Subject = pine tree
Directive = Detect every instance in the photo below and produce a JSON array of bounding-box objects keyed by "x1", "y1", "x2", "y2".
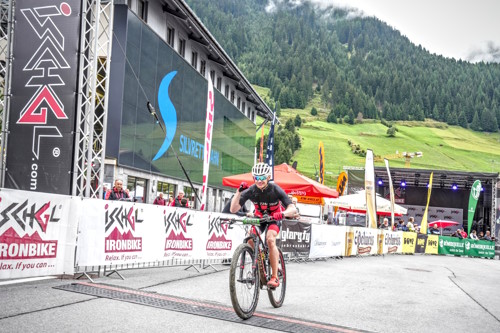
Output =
[
  {"x1": 470, "y1": 111, "x2": 481, "y2": 131},
  {"x1": 458, "y1": 111, "x2": 468, "y2": 128}
]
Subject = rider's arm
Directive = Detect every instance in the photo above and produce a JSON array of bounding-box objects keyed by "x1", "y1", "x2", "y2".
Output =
[
  {"x1": 282, "y1": 204, "x2": 297, "y2": 219},
  {"x1": 230, "y1": 192, "x2": 242, "y2": 214}
]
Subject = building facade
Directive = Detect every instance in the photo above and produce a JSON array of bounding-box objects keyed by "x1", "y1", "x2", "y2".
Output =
[{"x1": 0, "y1": 0, "x2": 272, "y2": 212}]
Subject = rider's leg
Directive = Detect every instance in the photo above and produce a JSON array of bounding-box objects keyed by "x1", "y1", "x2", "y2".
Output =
[{"x1": 266, "y1": 229, "x2": 278, "y2": 279}]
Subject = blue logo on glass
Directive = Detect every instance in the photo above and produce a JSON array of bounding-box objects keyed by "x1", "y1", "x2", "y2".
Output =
[{"x1": 153, "y1": 71, "x2": 177, "y2": 161}]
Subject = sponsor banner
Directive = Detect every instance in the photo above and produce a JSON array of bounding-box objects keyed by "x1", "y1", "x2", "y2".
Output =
[
  {"x1": 265, "y1": 111, "x2": 276, "y2": 181},
  {"x1": 425, "y1": 235, "x2": 439, "y2": 254},
  {"x1": 438, "y1": 236, "x2": 465, "y2": 256},
  {"x1": 365, "y1": 150, "x2": 377, "y2": 228},
  {"x1": 402, "y1": 232, "x2": 417, "y2": 253},
  {"x1": 309, "y1": 225, "x2": 346, "y2": 258},
  {"x1": 353, "y1": 227, "x2": 378, "y2": 256},
  {"x1": 345, "y1": 227, "x2": 355, "y2": 257},
  {"x1": 5, "y1": 0, "x2": 81, "y2": 194},
  {"x1": 420, "y1": 172, "x2": 433, "y2": 234},
  {"x1": 404, "y1": 205, "x2": 463, "y2": 236},
  {"x1": 200, "y1": 76, "x2": 215, "y2": 211},
  {"x1": 204, "y1": 213, "x2": 245, "y2": 260},
  {"x1": 415, "y1": 234, "x2": 428, "y2": 254},
  {"x1": 467, "y1": 180, "x2": 481, "y2": 235},
  {"x1": 0, "y1": 189, "x2": 78, "y2": 279},
  {"x1": 384, "y1": 159, "x2": 396, "y2": 228},
  {"x1": 76, "y1": 201, "x2": 246, "y2": 266},
  {"x1": 383, "y1": 231, "x2": 403, "y2": 254},
  {"x1": 464, "y1": 239, "x2": 495, "y2": 258},
  {"x1": 280, "y1": 220, "x2": 311, "y2": 255},
  {"x1": 318, "y1": 141, "x2": 325, "y2": 184}
]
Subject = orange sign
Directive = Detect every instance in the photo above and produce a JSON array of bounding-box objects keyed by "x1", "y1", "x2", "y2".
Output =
[{"x1": 295, "y1": 196, "x2": 324, "y2": 205}]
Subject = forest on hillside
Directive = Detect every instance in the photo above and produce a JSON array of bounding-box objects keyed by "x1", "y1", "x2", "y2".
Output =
[{"x1": 186, "y1": 0, "x2": 500, "y2": 132}]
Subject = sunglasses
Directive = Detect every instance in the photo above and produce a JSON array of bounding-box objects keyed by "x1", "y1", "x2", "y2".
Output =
[{"x1": 254, "y1": 175, "x2": 267, "y2": 181}]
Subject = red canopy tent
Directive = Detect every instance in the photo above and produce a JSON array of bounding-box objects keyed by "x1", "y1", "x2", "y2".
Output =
[{"x1": 222, "y1": 163, "x2": 338, "y2": 198}]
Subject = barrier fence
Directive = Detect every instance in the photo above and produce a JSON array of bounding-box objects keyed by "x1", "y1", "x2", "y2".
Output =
[{"x1": 0, "y1": 188, "x2": 496, "y2": 280}]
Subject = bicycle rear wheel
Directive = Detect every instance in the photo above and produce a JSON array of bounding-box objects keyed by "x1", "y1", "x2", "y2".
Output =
[
  {"x1": 229, "y1": 243, "x2": 260, "y2": 319},
  {"x1": 267, "y1": 247, "x2": 286, "y2": 308}
]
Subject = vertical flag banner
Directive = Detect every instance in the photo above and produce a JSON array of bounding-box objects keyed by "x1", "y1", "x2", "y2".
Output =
[
  {"x1": 319, "y1": 141, "x2": 325, "y2": 184},
  {"x1": 467, "y1": 180, "x2": 481, "y2": 234},
  {"x1": 365, "y1": 150, "x2": 377, "y2": 228},
  {"x1": 334, "y1": 171, "x2": 348, "y2": 216},
  {"x1": 420, "y1": 172, "x2": 433, "y2": 234},
  {"x1": 259, "y1": 126, "x2": 265, "y2": 162},
  {"x1": 265, "y1": 111, "x2": 276, "y2": 181},
  {"x1": 5, "y1": 0, "x2": 82, "y2": 194},
  {"x1": 199, "y1": 76, "x2": 215, "y2": 211},
  {"x1": 384, "y1": 159, "x2": 396, "y2": 228}
]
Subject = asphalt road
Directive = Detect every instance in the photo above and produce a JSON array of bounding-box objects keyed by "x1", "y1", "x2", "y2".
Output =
[{"x1": 1, "y1": 254, "x2": 499, "y2": 333}]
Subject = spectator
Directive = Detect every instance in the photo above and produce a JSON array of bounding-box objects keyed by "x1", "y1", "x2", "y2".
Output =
[
  {"x1": 483, "y1": 231, "x2": 493, "y2": 241},
  {"x1": 478, "y1": 231, "x2": 484, "y2": 239},
  {"x1": 102, "y1": 183, "x2": 109, "y2": 199},
  {"x1": 456, "y1": 228, "x2": 467, "y2": 239},
  {"x1": 429, "y1": 224, "x2": 440, "y2": 235},
  {"x1": 153, "y1": 192, "x2": 166, "y2": 206},
  {"x1": 105, "y1": 179, "x2": 130, "y2": 201},
  {"x1": 288, "y1": 195, "x2": 301, "y2": 219},
  {"x1": 180, "y1": 197, "x2": 189, "y2": 208},
  {"x1": 379, "y1": 218, "x2": 390, "y2": 230},
  {"x1": 173, "y1": 190, "x2": 186, "y2": 207},
  {"x1": 469, "y1": 230, "x2": 479, "y2": 240},
  {"x1": 407, "y1": 217, "x2": 415, "y2": 232},
  {"x1": 168, "y1": 196, "x2": 174, "y2": 206},
  {"x1": 397, "y1": 219, "x2": 408, "y2": 231}
]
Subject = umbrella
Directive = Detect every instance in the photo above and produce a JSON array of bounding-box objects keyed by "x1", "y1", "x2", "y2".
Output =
[
  {"x1": 324, "y1": 191, "x2": 408, "y2": 216},
  {"x1": 428, "y1": 220, "x2": 460, "y2": 235},
  {"x1": 222, "y1": 163, "x2": 338, "y2": 198}
]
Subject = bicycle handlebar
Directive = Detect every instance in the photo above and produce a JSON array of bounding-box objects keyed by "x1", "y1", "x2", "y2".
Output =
[{"x1": 219, "y1": 215, "x2": 276, "y2": 226}]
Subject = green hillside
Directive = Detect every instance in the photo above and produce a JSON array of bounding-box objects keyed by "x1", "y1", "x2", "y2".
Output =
[{"x1": 255, "y1": 85, "x2": 500, "y2": 186}]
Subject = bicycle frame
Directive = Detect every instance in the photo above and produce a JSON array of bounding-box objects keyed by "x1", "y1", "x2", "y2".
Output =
[{"x1": 244, "y1": 224, "x2": 271, "y2": 287}]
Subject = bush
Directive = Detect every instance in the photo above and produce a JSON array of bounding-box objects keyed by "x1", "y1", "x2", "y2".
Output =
[
  {"x1": 311, "y1": 107, "x2": 318, "y2": 116},
  {"x1": 387, "y1": 126, "x2": 396, "y2": 137}
]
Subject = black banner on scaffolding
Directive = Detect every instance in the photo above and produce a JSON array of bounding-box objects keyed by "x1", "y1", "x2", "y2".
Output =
[{"x1": 5, "y1": 0, "x2": 81, "y2": 194}]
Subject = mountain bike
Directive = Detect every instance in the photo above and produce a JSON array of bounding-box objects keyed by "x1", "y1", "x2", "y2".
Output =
[{"x1": 221, "y1": 216, "x2": 287, "y2": 320}]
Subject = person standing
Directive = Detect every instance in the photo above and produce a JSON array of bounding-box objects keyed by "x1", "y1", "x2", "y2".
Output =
[
  {"x1": 174, "y1": 190, "x2": 189, "y2": 207},
  {"x1": 153, "y1": 192, "x2": 167, "y2": 206},
  {"x1": 105, "y1": 179, "x2": 130, "y2": 201}
]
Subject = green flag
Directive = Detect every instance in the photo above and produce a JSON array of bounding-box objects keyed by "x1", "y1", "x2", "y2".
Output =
[{"x1": 467, "y1": 180, "x2": 481, "y2": 235}]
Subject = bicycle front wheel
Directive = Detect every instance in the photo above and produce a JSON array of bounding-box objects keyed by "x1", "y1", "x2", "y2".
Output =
[
  {"x1": 229, "y1": 243, "x2": 260, "y2": 319},
  {"x1": 267, "y1": 247, "x2": 286, "y2": 308}
]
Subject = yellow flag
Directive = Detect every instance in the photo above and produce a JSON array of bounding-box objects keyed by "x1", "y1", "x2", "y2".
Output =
[
  {"x1": 319, "y1": 141, "x2": 325, "y2": 184},
  {"x1": 420, "y1": 172, "x2": 433, "y2": 234}
]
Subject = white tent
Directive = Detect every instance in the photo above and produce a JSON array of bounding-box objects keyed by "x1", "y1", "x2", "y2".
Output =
[{"x1": 324, "y1": 191, "x2": 407, "y2": 216}]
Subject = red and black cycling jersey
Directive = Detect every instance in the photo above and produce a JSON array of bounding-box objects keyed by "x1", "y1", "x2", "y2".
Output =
[{"x1": 238, "y1": 182, "x2": 292, "y2": 218}]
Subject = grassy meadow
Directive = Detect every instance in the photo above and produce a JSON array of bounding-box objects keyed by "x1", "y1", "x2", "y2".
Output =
[{"x1": 253, "y1": 85, "x2": 500, "y2": 186}]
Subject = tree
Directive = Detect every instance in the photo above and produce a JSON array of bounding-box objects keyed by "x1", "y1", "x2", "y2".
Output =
[
  {"x1": 327, "y1": 110, "x2": 337, "y2": 123},
  {"x1": 294, "y1": 114, "x2": 302, "y2": 127},
  {"x1": 347, "y1": 109, "x2": 355, "y2": 124},
  {"x1": 481, "y1": 108, "x2": 499, "y2": 132},
  {"x1": 458, "y1": 111, "x2": 468, "y2": 128},
  {"x1": 387, "y1": 126, "x2": 396, "y2": 137},
  {"x1": 470, "y1": 111, "x2": 481, "y2": 131},
  {"x1": 285, "y1": 118, "x2": 295, "y2": 132},
  {"x1": 311, "y1": 107, "x2": 318, "y2": 116}
]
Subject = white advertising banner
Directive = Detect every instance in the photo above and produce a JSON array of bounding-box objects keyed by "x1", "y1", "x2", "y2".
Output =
[
  {"x1": 309, "y1": 225, "x2": 346, "y2": 258},
  {"x1": 352, "y1": 227, "x2": 378, "y2": 256},
  {"x1": 0, "y1": 189, "x2": 79, "y2": 279},
  {"x1": 76, "y1": 200, "x2": 246, "y2": 267},
  {"x1": 382, "y1": 230, "x2": 403, "y2": 254}
]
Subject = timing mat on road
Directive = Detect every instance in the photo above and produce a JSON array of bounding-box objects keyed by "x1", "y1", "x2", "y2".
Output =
[{"x1": 55, "y1": 282, "x2": 370, "y2": 333}]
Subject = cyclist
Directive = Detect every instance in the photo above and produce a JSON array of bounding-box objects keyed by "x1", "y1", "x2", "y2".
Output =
[{"x1": 230, "y1": 162, "x2": 297, "y2": 289}]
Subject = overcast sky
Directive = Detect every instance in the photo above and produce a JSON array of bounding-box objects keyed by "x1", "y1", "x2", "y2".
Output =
[{"x1": 269, "y1": 0, "x2": 500, "y2": 63}]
